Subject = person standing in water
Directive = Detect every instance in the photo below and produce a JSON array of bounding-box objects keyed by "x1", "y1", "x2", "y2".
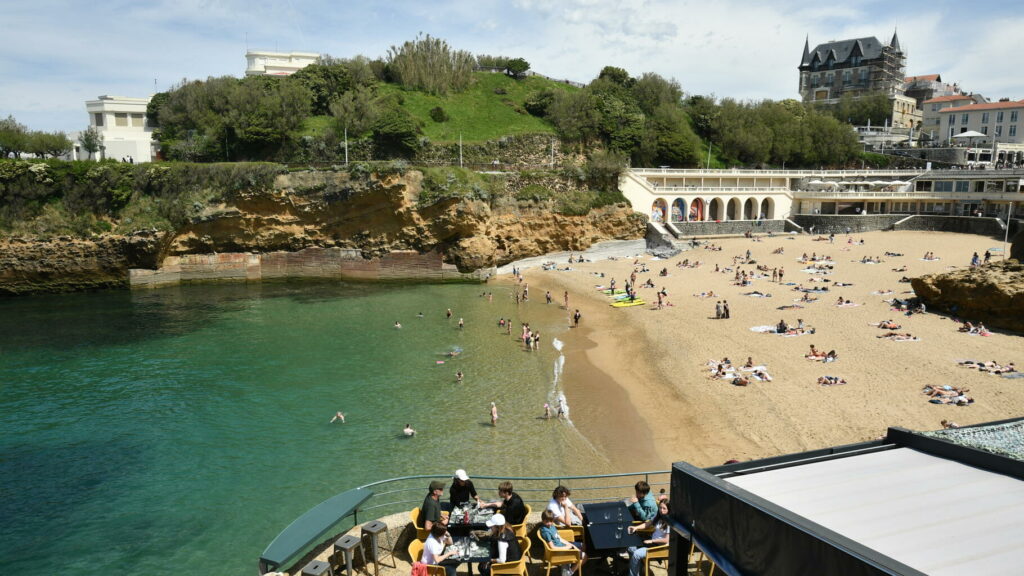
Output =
[{"x1": 490, "y1": 402, "x2": 498, "y2": 426}]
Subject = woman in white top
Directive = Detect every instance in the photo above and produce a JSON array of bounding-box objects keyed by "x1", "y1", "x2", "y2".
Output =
[
  {"x1": 421, "y1": 523, "x2": 457, "y2": 576},
  {"x1": 546, "y1": 485, "x2": 583, "y2": 527},
  {"x1": 625, "y1": 501, "x2": 670, "y2": 576}
]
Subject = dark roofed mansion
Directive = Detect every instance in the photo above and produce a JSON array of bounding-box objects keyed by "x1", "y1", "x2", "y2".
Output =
[{"x1": 798, "y1": 31, "x2": 905, "y2": 102}]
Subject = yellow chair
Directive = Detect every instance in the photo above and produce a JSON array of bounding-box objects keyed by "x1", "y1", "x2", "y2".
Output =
[
  {"x1": 490, "y1": 537, "x2": 531, "y2": 576},
  {"x1": 510, "y1": 504, "x2": 532, "y2": 538},
  {"x1": 542, "y1": 528, "x2": 583, "y2": 576},
  {"x1": 406, "y1": 539, "x2": 446, "y2": 576},
  {"x1": 642, "y1": 544, "x2": 669, "y2": 576},
  {"x1": 410, "y1": 507, "x2": 429, "y2": 541}
]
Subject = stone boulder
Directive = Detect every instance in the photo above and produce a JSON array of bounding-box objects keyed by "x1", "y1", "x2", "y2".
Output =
[{"x1": 911, "y1": 260, "x2": 1024, "y2": 333}]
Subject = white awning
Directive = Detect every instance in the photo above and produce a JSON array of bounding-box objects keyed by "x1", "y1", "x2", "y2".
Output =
[{"x1": 727, "y1": 448, "x2": 1024, "y2": 575}]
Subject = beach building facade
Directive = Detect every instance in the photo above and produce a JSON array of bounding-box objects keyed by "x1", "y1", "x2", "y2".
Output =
[
  {"x1": 83, "y1": 95, "x2": 156, "y2": 162},
  {"x1": 936, "y1": 99, "x2": 1024, "y2": 146},
  {"x1": 621, "y1": 167, "x2": 1024, "y2": 224},
  {"x1": 244, "y1": 50, "x2": 319, "y2": 76}
]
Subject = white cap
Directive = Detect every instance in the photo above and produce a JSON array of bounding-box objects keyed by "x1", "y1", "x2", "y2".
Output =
[
  {"x1": 455, "y1": 469, "x2": 469, "y2": 481},
  {"x1": 486, "y1": 513, "x2": 506, "y2": 527}
]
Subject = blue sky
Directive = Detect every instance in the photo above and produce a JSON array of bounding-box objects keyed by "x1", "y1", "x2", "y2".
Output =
[{"x1": 3, "y1": 0, "x2": 1022, "y2": 132}]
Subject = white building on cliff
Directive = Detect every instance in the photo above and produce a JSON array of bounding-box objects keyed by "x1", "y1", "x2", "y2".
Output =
[{"x1": 83, "y1": 95, "x2": 156, "y2": 162}]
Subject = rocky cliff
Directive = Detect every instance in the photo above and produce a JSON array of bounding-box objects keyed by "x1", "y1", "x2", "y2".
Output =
[
  {"x1": 912, "y1": 260, "x2": 1024, "y2": 333},
  {"x1": 0, "y1": 169, "x2": 645, "y2": 295}
]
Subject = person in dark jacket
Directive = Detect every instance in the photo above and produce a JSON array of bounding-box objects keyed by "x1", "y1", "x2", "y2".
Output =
[
  {"x1": 449, "y1": 469, "x2": 479, "y2": 507},
  {"x1": 483, "y1": 481, "x2": 527, "y2": 526}
]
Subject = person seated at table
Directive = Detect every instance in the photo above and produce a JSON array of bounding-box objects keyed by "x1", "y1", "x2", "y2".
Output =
[
  {"x1": 625, "y1": 501, "x2": 671, "y2": 576},
  {"x1": 479, "y1": 513, "x2": 521, "y2": 576},
  {"x1": 539, "y1": 510, "x2": 585, "y2": 575},
  {"x1": 627, "y1": 481, "x2": 658, "y2": 522},
  {"x1": 547, "y1": 485, "x2": 583, "y2": 527},
  {"x1": 481, "y1": 481, "x2": 527, "y2": 526},
  {"x1": 449, "y1": 469, "x2": 480, "y2": 508},
  {"x1": 422, "y1": 480, "x2": 446, "y2": 531},
  {"x1": 421, "y1": 523, "x2": 458, "y2": 576}
]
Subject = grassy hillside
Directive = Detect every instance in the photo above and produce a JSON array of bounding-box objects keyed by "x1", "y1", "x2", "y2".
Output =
[{"x1": 300, "y1": 72, "x2": 576, "y2": 144}]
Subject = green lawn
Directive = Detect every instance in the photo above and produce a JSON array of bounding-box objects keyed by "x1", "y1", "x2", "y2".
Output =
[{"x1": 379, "y1": 72, "x2": 573, "y2": 143}]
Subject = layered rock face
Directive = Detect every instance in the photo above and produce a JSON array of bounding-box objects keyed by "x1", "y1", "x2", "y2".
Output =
[
  {"x1": 0, "y1": 170, "x2": 645, "y2": 295},
  {"x1": 0, "y1": 232, "x2": 165, "y2": 295},
  {"x1": 912, "y1": 260, "x2": 1024, "y2": 333}
]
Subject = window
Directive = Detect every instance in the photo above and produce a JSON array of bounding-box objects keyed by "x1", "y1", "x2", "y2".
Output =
[
  {"x1": 1011, "y1": 125, "x2": 1018, "y2": 137},
  {"x1": 948, "y1": 114, "x2": 955, "y2": 125},
  {"x1": 843, "y1": 71, "x2": 851, "y2": 85},
  {"x1": 131, "y1": 113, "x2": 144, "y2": 128},
  {"x1": 955, "y1": 181, "x2": 969, "y2": 192},
  {"x1": 961, "y1": 113, "x2": 969, "y2": 124},
  {"x1": 995, "y1": 125, "x2": 1002, "y2": 137},
  {"x1": 859, "y1": 69, "x2": 868, "y2": 83},
  {"x1": 93, "y1": 113, "x2": 103, "y2": 127},
  {"x1": 811, "y1": 75, "x2": 819, "y2": 87},
  {"x1": 997, "y1": 111, "x2": 1004, "y2": 123},
  {"x1": 932, "y1": 104, "x2": 939, "y2": 111},
  {"x1": 934, "y1": 181, "x2": 953, "y2": 192},
  {"x1": 826, "y1": 73, "x2": 834, "y2": 85},
  {"x1": 114, "y1": 112, "x2": 128, "y2": 127},
  {"x1": 1012, "y1": 111, "x2": 1019, "y2": 122},
  {"x1": 982, "y1": 126, "x2": 988, "y2": 135},
  {"x1": 982, "y1": 112, "x2": 989, "y2": 124}
]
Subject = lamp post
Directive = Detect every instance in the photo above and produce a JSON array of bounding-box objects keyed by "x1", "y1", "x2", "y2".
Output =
[{"x1": 1004, "y1": 202, "x2": 1015, "y2": 260}]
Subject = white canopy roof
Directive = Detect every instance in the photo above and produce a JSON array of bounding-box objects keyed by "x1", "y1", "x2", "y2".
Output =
[
  {"x1": 952, "y1": 130, "x2": 986, "y2": 138},
  {"x1": 727, "y1": 447, "x2": 1024, "y2": 575}
]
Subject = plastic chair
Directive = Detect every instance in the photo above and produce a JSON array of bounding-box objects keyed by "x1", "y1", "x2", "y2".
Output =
[
  {"x1": 510, "y1": 504, "x2": 532, "y2": 538},
  {"x1": 490, "y1": 537, "x2": 531, "y2": 576},
  {"x1": 642, "y1": 544, "x2": 669, "y2": 576},
  {"x1": 542, "y1": 529, "x2": 583, "y2": 576},
  {"x1": 410, "y1": 507, "x2": 429, "y2": 541},
  {"x1": 406, "y1": 539, "x2": 446, "y2": 576}
]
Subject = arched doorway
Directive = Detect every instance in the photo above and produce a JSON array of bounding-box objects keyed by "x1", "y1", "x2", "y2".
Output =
[
  {"x1": 689, "y1": 198, "x2": 705, "y2": 222},
  {"x1": 651, "y1": 198, "x2": 668, "y2": 223},
  {"x1": 744, "y1": 198, "x2": 757, "y2": 220},
  {"x1": 727, "y1": 198, "x2": 740, "y2": 221},
  {"x1": 760, "y1": 198, "x2": 775, "y2": 220},
  {"x1": 709, "y1": 198, "x2": 724, "y2": 221},
  {"x1": 671, "y1": 199, "x2": 686, "y2": 222}
]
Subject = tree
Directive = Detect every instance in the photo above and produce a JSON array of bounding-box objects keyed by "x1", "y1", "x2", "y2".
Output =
[
  {"x1": 289, "y1": 61, "x2": 352, "y2": 115},
  {"x1": 505, "y1": 58, "x2": 530, "y2": 79},
  {"x1": 386, "y1": 33, "x2": 475, "y2": 95},
  {"x1": 330, "y1": 86, "x2": 379, "y2": 136},
  {"x1": 79, "y1": 126, "x2": 103, "y2": 160},
  {"x1": 0, "y1": 115, "x2": 29, "y2": 159},
  {"x1": 585, "y1": 149, "x2": 628, "y2": 192},
  {"x1": 26, "y1": 131, "x2": 72, "y2": 158},
  {"x1": 597, "y1": 66, "x2": 633, "y2": 88},
  {"x1": 631, "y1": 73, "x2": 682, "y2": 115},
  {"x1": 371, "y1": 100, "x2": 420, "y2": 158}
]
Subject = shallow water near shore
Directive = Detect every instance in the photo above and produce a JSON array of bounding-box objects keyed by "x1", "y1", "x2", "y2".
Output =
[{"x1": 0, "y1": 281, "x2": 610, "y2": 575}]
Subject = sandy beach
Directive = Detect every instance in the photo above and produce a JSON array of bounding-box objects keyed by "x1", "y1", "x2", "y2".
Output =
[{"x1": 513, "y1": 230, "x2": 1024, "y2": 471}]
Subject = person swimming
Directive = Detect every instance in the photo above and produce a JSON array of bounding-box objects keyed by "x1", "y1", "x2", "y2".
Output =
[
  {"x1": 331, "y1": 411, "x2": 346, "y2": 424},
  {"x1": 403, "y1": 423, "x2": 416, "y2": 436}
]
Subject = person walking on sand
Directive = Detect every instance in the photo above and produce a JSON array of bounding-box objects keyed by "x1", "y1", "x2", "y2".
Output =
[
  {"x1": 573, "y1": 309, "x2": 581, "y2": 327},
  {"x1": 331, "y1": 411, "x2": 346, "y2": 424},
  {"x1": 564, "y1": 291, "x2": 569, "y2": 309},
  {"x1": 546, "y1": 291, "x2": 552, "y2": 304},
  {"x1": 778, "y1": 267, "x2": 785, "y2": 283},
  {"x1": 490, "y1": 402, "x2": 498, "y2": 426},
  {"x1": 715, "y1": 301, "x2": 723, "y2": 319},
  {"x1": 723, "y1": 300, "x2": 731, "y2": 319}
]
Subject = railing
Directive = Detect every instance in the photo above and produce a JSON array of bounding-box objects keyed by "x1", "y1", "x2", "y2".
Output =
[
  {"x1": 647, "y1": 186, "x2": 790, "y2": 194},
  {"x1": 260, "y1": 470, "x2": 671, "y2": 574},
  {"x1": 630, "y1": 168, "x2": 925, "y2": 177},
  {"x1": 794, "y1": 190, "x2": 1024, "y2": 201}
]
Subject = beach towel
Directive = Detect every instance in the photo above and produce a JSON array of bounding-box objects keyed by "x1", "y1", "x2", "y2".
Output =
[
  {"x1": 920, "y1": 257, "x2": 941, "y2": 261},
  {"x1": 777, "y1": 304, "x2": 804, "y2": 310},
  {"x1": 744, "y1": 292, "x2": 772, "y2": 298},
  {"x1": 1002, "y1": 373, "x2": 1024, "y2": 379},
  {"x1": 749, "y1": 326, "x2": 777, "y2": 333},
  {"x1": 836, "y1": 303, "x2": 860, "y2": 308},
  {"x1": 871, "y1": 291, "x2": 894, "y2": 296}
]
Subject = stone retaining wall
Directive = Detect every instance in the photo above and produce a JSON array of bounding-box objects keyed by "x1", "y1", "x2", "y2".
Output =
[
  {"x1": 791, "y1": 214, "x2": 1013, "y2": 237},
  {"x1": 130, "y1": 248, "x2": 493, "y2": 289},
  {"x1": 667, "y1": 220, "x2": 785, "y2": 237},
  {"x1": 791, "y1": 214, "x2": 904, "y2": 234},
  {"x1": 893, "y1": 215, "x2": 1006, "y2": 236}
]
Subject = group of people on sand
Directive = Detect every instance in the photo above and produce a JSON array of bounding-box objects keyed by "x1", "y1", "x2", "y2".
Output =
[
  {"x1": 859, "y1": 255, "x2": 884, "y2": 264},
  {"x1": 708, "y1": 357, "x2": 773, "y2": 386},
  {"x1": 958, "y1": 321, "x2": 990, "y2": 336},
  {"x1": 923, "y1": 385, "x2": 973, "y2": 405},
  {"x1": 922, "y1": 251, "x2": 939, "y2": 261},
  {"x1": 775, "y1": 318, "x2": 814, "y2": 336},
  {"x1": 957, "y1": 359, "x2": 1016, "y2": 374},
  {"x1": 799, "y1": 252, "x2": 832, "y2": 263}
]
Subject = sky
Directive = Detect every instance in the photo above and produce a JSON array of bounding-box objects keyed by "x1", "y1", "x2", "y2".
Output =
[{"x1": 3, "y1": 0, "x2": 1022, "y2": 132}]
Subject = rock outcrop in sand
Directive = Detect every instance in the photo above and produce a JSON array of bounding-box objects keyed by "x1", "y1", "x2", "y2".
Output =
[{"x1": 912, "y1": 260, "x2": 1024, "y2": 333}]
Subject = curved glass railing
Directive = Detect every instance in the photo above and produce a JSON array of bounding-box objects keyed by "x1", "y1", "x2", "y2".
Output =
[{"x1": 259, "y1": 470, "x2": 671, "y2": 574}]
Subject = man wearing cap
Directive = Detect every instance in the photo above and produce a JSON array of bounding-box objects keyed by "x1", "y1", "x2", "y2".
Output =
[
  {"x1": 449, "y1": 469, "x2": 480, "y2": 507},
  {"x1": 480, "y1": 513, "x2": 521, "y2": 576},
  {"x1": 422, "y1": 480, "x2": 446, "y2": 531}
]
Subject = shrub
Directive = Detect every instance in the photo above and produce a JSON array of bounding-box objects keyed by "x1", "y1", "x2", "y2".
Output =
[{"x1": 429, "y1": 106, "x2": 449, "y2": 123}]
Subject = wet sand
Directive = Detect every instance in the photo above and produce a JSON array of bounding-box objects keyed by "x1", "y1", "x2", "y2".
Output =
[{"x1": 516, "y1": 230, "x2": 1024, "y2": 470}]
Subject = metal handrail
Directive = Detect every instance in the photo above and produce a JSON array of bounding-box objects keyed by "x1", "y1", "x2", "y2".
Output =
[{"x1": 261, "y1": 470, "x2": 671, "y2": 574}]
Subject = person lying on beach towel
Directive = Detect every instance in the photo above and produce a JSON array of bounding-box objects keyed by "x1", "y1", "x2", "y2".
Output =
[
  {"x1": 744, "y1": 291, "x2": 772, "y2": 298},
  {"x1": 871, "y1": 290, "x2": 894, "y2": 296},
  {"x1": 778, "y1": 304, "x2": 804, "y2": 310},
  {"x1": 885, "y1": 252, "x2": 904, "y2": 257},
  {"x1": 892, "y1": 266, "x2": 908, "y2": 272},
  {"x1": 833, "y1": 282, "x2": 854, "y2": 287},
  {"x1": 923, "y1": 385, "x2": 972, "y2": 405},
  {"x1": 877, "y1": 332, "x2": 919, "y2": 341},
  {"x1": 818, "y1": 376, "x2": 847, "y2": 386}
]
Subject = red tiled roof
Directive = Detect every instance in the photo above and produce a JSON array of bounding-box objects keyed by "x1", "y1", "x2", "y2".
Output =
[
  {"x1": 936, "y1": 100, "x2": 1024, "y2": 113},
  {"x1": 923, "y1": 94, "x2": 974, "y2": 104},
  {"x1": 906, "y1": 74, "x2": 941, "y2": 83}
]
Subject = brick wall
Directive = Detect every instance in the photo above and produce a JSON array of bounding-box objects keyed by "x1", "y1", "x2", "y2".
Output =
[{"x1": 130, "y1": 248, "x2": 492, "y2": 289}]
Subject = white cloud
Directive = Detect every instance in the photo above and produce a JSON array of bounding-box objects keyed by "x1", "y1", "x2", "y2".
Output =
[{"x1": 1, "y1": 0, "x2": 1021, "y2": 132}]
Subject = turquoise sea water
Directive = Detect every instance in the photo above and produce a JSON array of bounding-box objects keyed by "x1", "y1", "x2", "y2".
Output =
[{"x1": 0, "y1": 281, "x2": 605, "y2": 574}]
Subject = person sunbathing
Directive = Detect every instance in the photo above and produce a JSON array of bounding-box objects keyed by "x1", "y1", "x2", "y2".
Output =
[
  {"x1": 806, "y1": 344, "x2": 826, "y2": 359},
  {"x1": 752, "y1": 369, "x2": 773, "y2": 381},
  {"x1": 824, "y1": 350, "x2": 838, "y2": 362},
  {"x1": 732, "y1": 376, "x2": 750, "y2": 386},
  {"x1": 879, "y1": 320, "x2": 902, "y2": 330},
  {"x1": 818, "y1": 376, "x2": 846, "y2": 386},
  {"x1": 959, "y1": 321, "x2": 974, "y2": 333},
  {"x1": 892, "y1": 266, "x2": 908, "y2": 272},
  {"x1": 772, "y1": 247, "x2": 785, "y2": 254}
]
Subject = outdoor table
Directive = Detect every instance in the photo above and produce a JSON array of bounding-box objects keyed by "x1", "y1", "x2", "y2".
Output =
[
  {"x1": 445, "y1": 535, "x2": 492, "y2": 576},
  {"x1": 582, "y1": 501, "x2": 644, "y2": 576},
  {"x1": 446, "y1": 503, "x2": 494, "y2": 533}
]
